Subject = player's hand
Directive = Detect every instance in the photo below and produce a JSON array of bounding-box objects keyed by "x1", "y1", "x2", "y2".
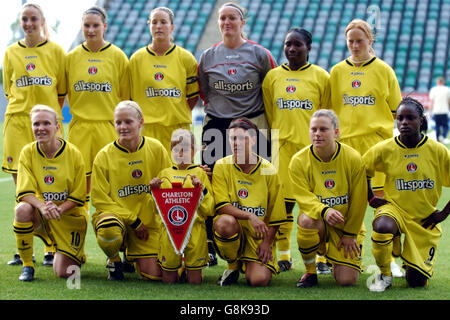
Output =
[
  {"x1": 337, "y1": 236, "x2": 360, "y2": 259},
  {"x1": 325, "y1": 209, "x2": 344, "y2": 226},
  {"x1": 149, "y1": 178, "x2": 163, "y2": 189},
  {"x1": 40, "y1": 201, "x2": 61, "y2": 221},
  {"x1": 199, "y1": 165, "x2": 212, "y2": 181},
  {"x1": 249, "y1": 214, "x2": 268, "y2": 239},
  {"x1": 134, "y1": 224, "x2": 149, "y2": 241},
  {"x1": 421, "y1": 210, "x2": 448, "y2": 230},
  {"x1": 190, "y1": 175, "x2": 203, "y2": 189},
  {"x1": 256, "y1": 241, "x2": 272, "y2": 265},
  {"x1": 369, "y1": 196, "x2": 389, "y2": 209}
]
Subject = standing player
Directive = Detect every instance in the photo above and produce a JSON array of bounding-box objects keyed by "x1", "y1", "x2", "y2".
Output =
[
  {"x1": 130, "y1": 7, "x2": 199, "y2": 154},
  {"x1": 198, "y1": 2, "x2": 276, "y2": 265},
  {"x1": 428, "y1": 77, "x2": 450, "y2": 144},
  {"x1": 329, "y1": 19, "x2": 403, "y2": 276},
  {"x1": 14, "y1": 105, "x2": 88, "y2": 281},
  {"x1": 262, "y1": 27, "x2": 330, "y2": 272},
  {"x1": 289, "y1": 110, "x2": 367, "y2": 288},
  {"x1": 150, "y1": 129, "x2": 215, "y2": 284},
  {"x1": 212, "y1": 118, "x2": 288, "y2": 287},
  {"x1": 66, "y1": 6, "x2": 130, "y2": 206},
  {"x1": 91, "y1": 101, "x2": 171, "y2": 281},
  {"x1": 364, "y1": 97, "x2": 450, "y2": 292},
  {"x1": 3, "y1": 3, "x2": 66, "y2": 266}
]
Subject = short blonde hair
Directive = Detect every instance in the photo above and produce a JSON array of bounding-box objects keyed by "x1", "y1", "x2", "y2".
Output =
[
  {"x1": 171, "y1": 129, "x2": 198, "y2": 152},
  {"x1": 114, "y1": 100, "x2": 144, "y2": 121},
  {"x1": 30, "y1": 104, "x2": 58, "y2": 124},
  {"x1": 311, "y1": 109, "x2": 339, "y2": 129}
]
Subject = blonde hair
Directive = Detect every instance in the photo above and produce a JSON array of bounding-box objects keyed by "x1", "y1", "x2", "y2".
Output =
[
  {"x1": 345, "y1": 19, "x2": 375, "y2": 56},
  {"x1": 149, "y1": 7, "x2": 174, "y2": 24},
  {"x1": 30, "y1": 104, "x2": 58, "y2": 125},
  {"x1": 22, "y1": 3, "x2": 50, "y2": 41},
  {"x1": 311, "y1": 109, "x2": 339, "y2": 129},
  {"x1": 171, "y1": 129, "x2": 198, "y2": 152},
  {"x1": 218, "y1": 2, "x2": 247, "y2": 39},
  {"x1": 115, "y1": 100, "x2": 144, "y2": 121}
]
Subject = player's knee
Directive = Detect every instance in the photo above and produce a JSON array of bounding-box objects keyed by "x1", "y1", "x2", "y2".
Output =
[
  {"x1": 405, "y1": 267, "x2": 428, "y2": 288},
  {"x1": 15, "y1": 202, "x2": 35, "y2": 222},
  {"x1": 213, "y1": 214, "x2": 239, "y2": 238},
  {"x1": 95, "y1": 217, "x2": 124, "y2": 254},
  {"x1": 333, "y1": 267, "x2": 359, "y2": 286},
  {"x1": 246, "y1": 272, "x2": 271, "y2": 287},
  {"x1": 372, "y1": 216, "x2": 397, "y2": 234},
  {"x1": 297, "y1": 213, "x2": 320, "y2": 229}
]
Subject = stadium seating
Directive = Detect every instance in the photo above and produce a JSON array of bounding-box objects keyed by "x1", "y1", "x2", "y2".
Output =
[{"x1": 95, "y1": 0, "x2": 448, "y2": 93}]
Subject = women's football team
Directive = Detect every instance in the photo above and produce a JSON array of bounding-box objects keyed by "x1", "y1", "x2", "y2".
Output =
[{"x1": 3, "y1": 3, "x2": 449, "y2": 291}]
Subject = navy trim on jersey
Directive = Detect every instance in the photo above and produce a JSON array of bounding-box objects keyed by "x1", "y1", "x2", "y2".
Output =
[
  {"x1": 281, "y1": 63, "x2": 311, "y2": 72},
  {"x1": 394, "y1": 135, "x2": 428, "y2": 149},
  {"x1": 345, "y1": 57, "x2": 377, "y2": 67},
  {"x1": 310, "y1": 141, "x2": 341, "y2": 162},
  {"x1": 114, "y1": 137, "x2": 145, "y2": 153}
]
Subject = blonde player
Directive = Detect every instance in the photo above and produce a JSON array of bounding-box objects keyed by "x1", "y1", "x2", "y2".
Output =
[
  {"x1": 364, "y1": 97, "x2": 450, "y2": 292},
  {"x1": 150, "y1": 129, "x2": 214, "y2": 284},
  {"x1": 289, "y1": 109, "x2": 367, "y2": 288},
  {"x1": 66, "y1": 6, "x2": 130, "y2": 198},
  {"x1": 329, "y1": 19, "x2": 403, "y2": 276},
  {"x1": 3, "y1": 3, "x2": 66, "y2": 266},
  {"x1": 212, "y1": 118, "x2": 288, "y2": 287},
  {"x1": 14, "y1": 105, "x2": 88, "y2": 281},
  {"x1": 130, "y1": 7, "x2": 199, "y2": 154},
  {"x1": 91, "y1": 101, "x2": 171, "y2": 281},
  {"x1": 262, "y1": 27, "x2": 330, "y2": 272}
]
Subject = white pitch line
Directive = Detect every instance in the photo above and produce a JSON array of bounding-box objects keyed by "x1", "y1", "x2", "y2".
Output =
[{"x1": 0, "y1": 177, "x2": 13, "y2": 183}]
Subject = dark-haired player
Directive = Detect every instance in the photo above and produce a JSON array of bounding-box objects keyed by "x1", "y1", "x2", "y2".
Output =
[
  {"x1": 364, "y1": 97, "x2": 450, "y2": 292},
  {"x1": 262, "y1": 27, "x2": 330, "y2": 272},
  {"x1": 212, "y1": 118, "x2": 288, "y2": 286}
]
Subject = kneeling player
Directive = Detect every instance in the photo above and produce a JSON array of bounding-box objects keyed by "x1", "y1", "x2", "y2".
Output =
[
  {"x1": 150, "y1": 129, "x2": 214, "y2": 284},
  {"x1": 91, "y1": 101, "x2": 171, "y2": 281},
  {"x1": 364, "y1": 97, "x2": 450, "y2": 292},
  {"x1": 289, "y1": 109, "x2": 367, "y2": 288},
  {"x1": 212, "y1": 118, "x2": 288, "y2": 287},
  {"x1": 14, "y1": 105, "x2": 88, "y2": 281}
]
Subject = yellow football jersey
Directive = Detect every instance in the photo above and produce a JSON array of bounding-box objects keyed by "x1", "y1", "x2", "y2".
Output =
[
  {"x1": 156, "y1": 164, "x2": 214, "y2": 220},
  {"x1": 91, "y1": 136, "x2": 171, "y2": 229},
  {"x1": 329, "y1": 57, "x2": 402, "y2": 140},
  {"x1": 363, "y1": 135, "x2": 450, "y2": 220},
  {"x1": 66, "y1": 42, "x2": 130, "y2": 121},
  {"x1": 212, "y1": 155, "x2": 289, "y2": 238},
  {"x1": 263, "y1": 63, "x2": 330, "y2": 147},
  {"x1": 288, "y1": 141, "x2": 368, "y2": 236},
  {"x1": 3, "y1": 40, "x2": 66, "y2": 118},
  {"x1": 16, "y1": 138, "x2": 87, "y2": 215},
  {"x1": 129, "y1": 44, "x2": 199, "y2": 126}
]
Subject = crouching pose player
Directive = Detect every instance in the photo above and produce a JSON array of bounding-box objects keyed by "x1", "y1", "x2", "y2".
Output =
[
  {"x1": 364, "y1": 97, "x2": 450, "y2": 292},
  {"x1": 212, "y1": 118, "x2": 288, "y2": 286},
  {"x1": 288, "y1": 109, "x2": 367, "y2": 288},
  {"x1": 91, "y1": 101, "x2": 171, "y2": 280},
  {"x1": 14, "y1": 105, "x2": 88, "y2": 281}
]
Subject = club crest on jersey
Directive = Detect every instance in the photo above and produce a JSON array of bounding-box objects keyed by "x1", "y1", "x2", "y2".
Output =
[
  {"x1": 286, "y1": 85, "x2": 296, "y2": 93},
  {"x1": 7, "y1": 156, "x2": 13, "y2": 163},
  {"x1": 44, "y1": 175, "x2": 55, "y2": 185},
  {"x1": 132, "y1": 169, "x2": 143, "y2": 179},
  {"x1": 154, "y1": 72, "x2": 164, "y2": 81},
  {"x1": 352, "y1": 80, "x2": 361, "y2": 88},
  {"x1": 26, "y1": 63, "x2": 36, "y2": 71},
  {"x1": 88, "y1": 66, "x2": 98, "y2": 75},
  {"x1": 168, "y1": 206, "x2": 188, "y2": 226},
  {"x1": 324, "y1": 179, "x2": 335, "y2": 189},
  {"x1": 406, "y1": 162, "x2": 417, "y2": 173},
  {"x1": 238, "y1": 188, "x2": 249, "y2": 199},
  {"x1": 228, "y1": 68, "x2": 237, "y2": 76}
]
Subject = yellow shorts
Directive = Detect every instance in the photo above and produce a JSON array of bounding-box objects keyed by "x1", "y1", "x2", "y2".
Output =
[
  {"x1": 33, "y1": 208, "x2": 88, "y2": 265},
  {"x1": 374, "y1": 203, "x2": 441, "y2": 278},
  {"x1": 271, "y1": 139, "x2": 303, "y2": 202},
  {"x1": 159, "y1": 219, "x2": 208, "y2": 271},
  {"x1": 142, "y1": 123, "x2": 190, "y2": 156},
  {"x1": 3, "y1": 114, "x2": 64, "y2": 173},
  {"x1": 68, "y1": 118, "x2": 117, "y2": 173},
  {"x1": 324, "y1": 225, "x2": 364, "y2": 272},
  {"x1": 340, "y1": 134, "x2": 386, "y2": 190}
]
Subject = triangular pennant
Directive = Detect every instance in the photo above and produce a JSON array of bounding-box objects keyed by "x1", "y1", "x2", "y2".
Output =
[{"x1": 151, "y1": 182, "x2": 203, "y2": 255}]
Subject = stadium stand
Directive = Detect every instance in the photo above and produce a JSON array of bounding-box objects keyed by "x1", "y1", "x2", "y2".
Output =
[{"x1": 89, "y1": 0, "x2": 449, "y2": 94}]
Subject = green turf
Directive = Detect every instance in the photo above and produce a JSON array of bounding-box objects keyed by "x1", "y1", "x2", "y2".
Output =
[{"x1": 0, "y1": 122, "x2": 449, "y2": 300}]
